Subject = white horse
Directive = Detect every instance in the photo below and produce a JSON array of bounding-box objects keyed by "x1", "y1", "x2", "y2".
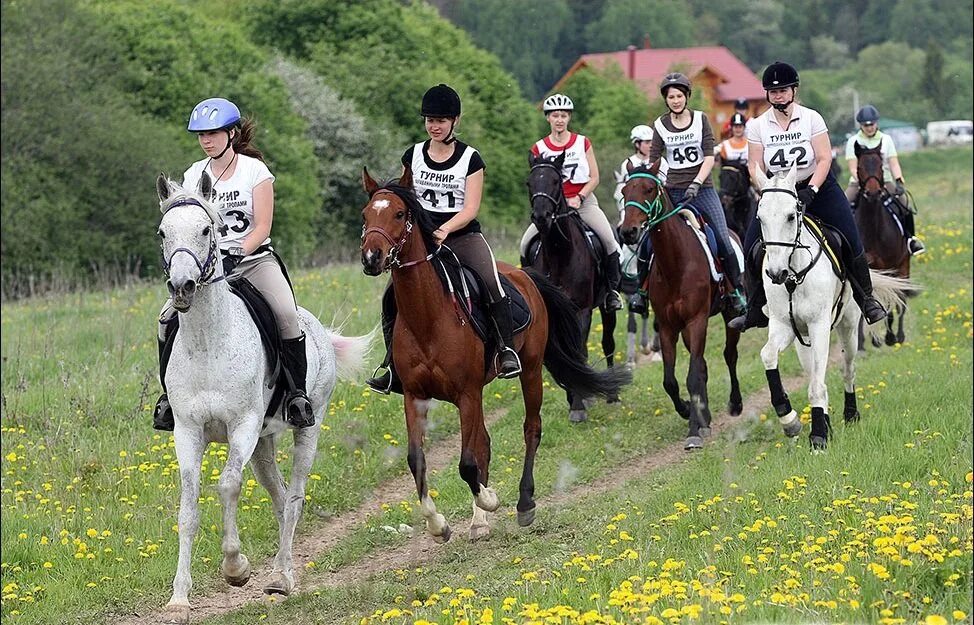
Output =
[
  {"x1": 756, "y1": 167, "x2": 912, "y2": 450},
  {"x1": 156, "y1": 175, "x2": 370, "y2": 624}
]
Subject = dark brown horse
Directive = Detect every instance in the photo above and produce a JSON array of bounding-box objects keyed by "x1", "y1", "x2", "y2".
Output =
[
  {"x1": 618, "y1": 161, "x2": 743, "y2": 450},
  {"x1": 718, "y1": 159, "x2": 755, "y2": 240},
  {"x1": 525, "y1": 152, "x2": 619, "y2": 423},
  {"x1": 854, "y1": 144, "x2": 910, "y2": 346},
  {"x1": 360, "y1": 167, "x2": 630, "y2": 542}
]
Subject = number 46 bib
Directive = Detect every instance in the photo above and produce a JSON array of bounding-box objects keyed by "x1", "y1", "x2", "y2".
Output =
[{"x1": 654, "y1": 111, "x2": 704, "y2": 170}]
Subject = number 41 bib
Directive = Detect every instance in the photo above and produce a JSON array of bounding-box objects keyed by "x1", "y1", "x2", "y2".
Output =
[{"x1": 654, "y1": 111, "x2": 704, "y2": 170}]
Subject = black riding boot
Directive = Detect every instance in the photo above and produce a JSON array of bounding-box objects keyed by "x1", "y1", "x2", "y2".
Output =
[
  {"x1": 629, "y1": 255, "x2": 649, "y2": 315},
  {"x1": 489, "y1": 296, "x2": 522, "y2": 378},
  {"x1": 365, "y1": 285, "x2": 403, "y2": 395},
  {"x1": 728, "y1": 245, "x2": 768, "y2": 331},
  {"x1": 602, "y1": 251, "x2": 624, "y2": 311},
  {"x1": 848, "y1": 252, "x2": 888, "y2": 325},
  {"x1": 902, "y1": 211, "x2": 926, "y2": 255},
  {"x1": 719, "y1": 245, "x2": 747, "y2": 319},
  {"x1": 282, "y1": 334, "x2": 315, "y2": 428},
  {"x1": 153, "y1": 336, "x2": 175, "y2": 431}
]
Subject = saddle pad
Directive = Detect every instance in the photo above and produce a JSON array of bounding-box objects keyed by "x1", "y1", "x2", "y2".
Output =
[
  {"x1": 433, "y1": 254, "x2": 532, "y2": 342},
  {"x1": 526, "y1": 216, "x2": 606, "y2": 267},
  {"x1": 802, "y1": 216, "x2": 844, "y2": 278}
]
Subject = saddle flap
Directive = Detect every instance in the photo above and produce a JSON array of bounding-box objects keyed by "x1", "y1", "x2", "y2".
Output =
[{"x1": 801, "y1": 215, "x2": 844, "y2": 278}]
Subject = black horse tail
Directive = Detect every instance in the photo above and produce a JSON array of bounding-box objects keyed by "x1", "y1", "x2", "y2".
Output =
[{"x1": 525, "y1": 268, "x2": 633, "y2": 399}]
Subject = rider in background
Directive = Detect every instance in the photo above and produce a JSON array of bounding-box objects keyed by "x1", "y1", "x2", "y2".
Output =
[
  {"x1": 730, "y1": 61, "x2": 888, "y2": 331},
  {"x1": 154, "y1": 97, "x2": 315, "y2": 431},
  {"x1": 720, "y1": 97, "x2": 751, "y2": 140},
  {"x1": 716, "y1": 113, "x2": 749, "y2": 165},
  {"x1": 643, "y1": 73, "x2": 746, "y2": 319},
  {"x1": 366, "y1": 84, "x2": 522, "y2": 394},
  {"x1": 844, "y1": 104, "x2": 925, "y2": 255},
  {"x1": 519, "y1": 93, "x2": 624, "y2": 311}
]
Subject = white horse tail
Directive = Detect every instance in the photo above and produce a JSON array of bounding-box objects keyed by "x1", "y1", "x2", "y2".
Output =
[
  {"x1": 869, "y1": 270, "x2": 920, "y2": 312},
  {"x1": 326, "y1": 326, "x2": 377, "y2": 382}
]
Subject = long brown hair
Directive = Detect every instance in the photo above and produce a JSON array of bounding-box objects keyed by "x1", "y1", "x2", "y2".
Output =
[{"x1": 232, "y1": 118, "x2": 264, "y2": 161}]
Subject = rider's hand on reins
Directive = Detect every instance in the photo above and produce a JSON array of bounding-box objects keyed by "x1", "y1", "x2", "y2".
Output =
[{"x1": 433, "y1": 227, "x2": 448, "y2": 245}]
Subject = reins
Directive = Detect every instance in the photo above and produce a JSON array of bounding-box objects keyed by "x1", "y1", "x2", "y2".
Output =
[
  {"x1": 161, "y1": 198, "x2": 224, "y2": 285},
  {"x1": 623, "y1": 171, "x2": 682, "y2": 228}
]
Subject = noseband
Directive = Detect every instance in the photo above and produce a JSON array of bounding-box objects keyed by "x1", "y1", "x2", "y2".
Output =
[
  {"x1": 361, "y1": 190, "x2": 432, "y2": 271},
  {"x1": 529, "y1": 162, "x2": 571, "y2": 219},
  {"x1": 161, "y1": 198, "x2": 223, "y2": 285},
  {"x1": 623, "y1": 171, "x2": 680, "y2": 228},
  {"x1": 759, "y1": 186, "x2": 823, "y2": 289}
]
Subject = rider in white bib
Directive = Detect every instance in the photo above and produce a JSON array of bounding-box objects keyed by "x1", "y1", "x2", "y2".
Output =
[
  {"x1": 729, "y1": 61, "x2": 888, "y2": 331},
  {"x1": 638, "y1": 72, "x2": 746, "y2": 319},
  {"x1": 154, "y1": 97, "x2": 315, "y2": 431},
  {"x1": 844, "y1": 104, "x2": 925, "y2": 255},
  {"x1": 519, "y1": 93, "x2": 624, "y2": 311},
  {"x1": 716, "y1": 113, "x2": 749, "y2": 164},
  {"x1": 366, "y1": 84, "x2": 522, "y2": 394}
]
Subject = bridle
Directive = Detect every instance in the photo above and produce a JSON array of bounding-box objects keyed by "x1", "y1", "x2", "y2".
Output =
[
  {"x1": 623, "y1": 171, "x2": 681, "y2": 229},
  {"x1": 161, "y1": 198, "x2": 224, "y2": 285},
  {"x1": 857, "y1": 154, "x2": 885, "y2": 198},
  {"x1": 528, "y1": 161, "x2": 572, "y2": 221},
  {"x1": 361, "y1": 190, "x2": 432, "y2": 271}
]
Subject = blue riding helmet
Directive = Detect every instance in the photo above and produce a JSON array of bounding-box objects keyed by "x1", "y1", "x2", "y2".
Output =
[
  {"x1": 856, "y1": 104, "x2": 880, "y2": 124},
  {"x1": 187, "y1": 98, "x2": 241, "y2": 132}
]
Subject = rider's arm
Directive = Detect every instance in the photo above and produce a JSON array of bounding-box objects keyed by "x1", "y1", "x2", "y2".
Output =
[
  {"x1": 807, "y1": 132, "x2": 832, "y2": 190},
  {"x1": 437, "y1": 168, "x2": 484, "y2": 236},
  {"x1": 889, "y1": 155, "x2": 904, "y2": 182},
  {"x1": 747, "y1": 141, "x2": 766, "y2": 191},
  {"x1": 578, "y1": 145, "x2": 600, "y2": 199},
  {"x1": 241, "y1": 179, "x2": 273, "y2": 255},
  {"x1": 694, "y1": 117, "x2": 716, "y2": 184}
]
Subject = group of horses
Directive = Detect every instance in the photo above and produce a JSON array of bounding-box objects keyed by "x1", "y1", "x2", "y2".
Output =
[{"x1": 150, "y1": 145, "x2": 915, "y2": 622}]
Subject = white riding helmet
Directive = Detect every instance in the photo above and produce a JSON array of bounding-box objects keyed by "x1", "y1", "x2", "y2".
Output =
[
  {"x1": 630, "y1": 124, "x2": 653, "y2": 144},
  {"x1": 542, "y1": 93, "x2": 574, "y2": 113}
]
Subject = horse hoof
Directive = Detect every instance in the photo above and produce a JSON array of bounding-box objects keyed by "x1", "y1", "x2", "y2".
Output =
[
  {"x1": 469, "y1": 523, "x2": 490, "y2": 542},
  {"x1": 568, "y1": 410, "x2": 587, "y2": 423},
  {"x1": 844, "y1": 410, "x2": 860, "y2": 423},
  {"x1": 684, "y1": 436, "x2": 704, "y2": 450},
  {"x1": 780, "y1": 411, "x2": 802, "y2": 438},
  {"x1": 871, "y1": 335, "x2": 883, "y2": 348},
  {"x1": 607, "y1": 393, "x2": 620, "y2": 404},
  {"x1": 810, "y1": 436, "x2": 828, "y2": 452},
  {"x1": 517, "y1": 506, "x2": 537, "y2": 527},
  {"x1": 222, "y1": 555, "x2": 251, "y2": 587},
  {"x1": 582, "y1": 397, "x2": 596, "y2": 409},
  {"x1": 432, "y1": 524, "x2": 452, "y2": 544},
  {"x1": 263, "y1": 570, "x2": 294, "y2": 596},
  {"x1": 163, "y1": 603, "x2": 191, "y2": 624},
  {"x1": 699, "y1": 427, "x2": 712, "y2": 438},
  {"x1": 728, "y1": 401, "x2": 743, "y2": 416},
  {"x1": 649, "y1": 351, "x2": 663, "y2": 363},
  {"x1": 476, "y1": 486, "x2": 500, "y2": 512}
]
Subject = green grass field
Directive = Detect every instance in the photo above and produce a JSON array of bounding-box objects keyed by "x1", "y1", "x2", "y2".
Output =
[{"x1": 1, "y1": 147, "x2": 971, "y2": 625}]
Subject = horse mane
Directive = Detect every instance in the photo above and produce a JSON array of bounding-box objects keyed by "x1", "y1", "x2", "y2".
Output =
[
  {"x1": 374, "y1": 180, "x2": 438, "y2": 252},
  {"x1": 159, "y1": 177, "x2": 223, "y2": 226}
]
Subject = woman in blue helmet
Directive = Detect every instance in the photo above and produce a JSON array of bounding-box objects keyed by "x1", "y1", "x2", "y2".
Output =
[{"x1": 153, "y1": 97, "x2": 315, "y2": 431}]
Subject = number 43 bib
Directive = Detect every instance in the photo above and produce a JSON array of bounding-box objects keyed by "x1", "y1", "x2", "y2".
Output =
[{"x1": 654, "y1": 112, "x2": 704, "y2": 170}]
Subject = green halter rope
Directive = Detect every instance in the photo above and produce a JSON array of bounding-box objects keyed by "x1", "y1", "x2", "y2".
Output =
[{"x1": 623, "y1": 172, "x2": 682, "y2": 227}]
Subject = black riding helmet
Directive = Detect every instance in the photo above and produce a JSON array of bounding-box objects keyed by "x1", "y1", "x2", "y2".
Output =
[
  {"x1": 762, "y1": 61, "x2": 800, "y2": 90},
  {"x1": 659, "y1": 72, "x2": 692, "y2": 98},
  {"x1": 856, "y1": 105, "x2": 880, "y2": 124},
  {"x1": 421, "y1": 84, "x2": 461, "y2": 118}
]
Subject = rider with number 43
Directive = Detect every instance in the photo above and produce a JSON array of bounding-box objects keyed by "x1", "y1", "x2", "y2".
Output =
[
  {"x1": 154, "y1": 97, "x2": 315, "y2": 431},
  {"x1": 729, "y1": 61, "x2": 889, "y2": 331}
]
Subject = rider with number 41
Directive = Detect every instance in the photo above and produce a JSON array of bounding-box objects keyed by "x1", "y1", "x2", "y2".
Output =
[
  {"x1": 729, "y1": 61, "x2": 889, "y2": 331},
  {"x1": 153, "y1": 97, "x2": 315, "y2": 431}
]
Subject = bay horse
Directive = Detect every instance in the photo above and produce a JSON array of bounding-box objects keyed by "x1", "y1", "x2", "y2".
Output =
[
  {"x1": 756, "y1": 166, "x2": 911, "y2": 450},
  {"x1": 854, "y1": 143, "x2": 911, "y2": 346},
  {"x1": 525, "y1": 152, "x2": 620, "y2": 422},
  {"x1": 360, "y1": 167, "x2": 630, "y2": 542},
  {"x1": 718, "y1": 159, "x2": 756, "y2": 240},
  {"x1": 619, "y1": 161, "x2": 743, "y2": 450},
  {"x1": 155, "y1": 175, "x2": 371, "y2": 624}
]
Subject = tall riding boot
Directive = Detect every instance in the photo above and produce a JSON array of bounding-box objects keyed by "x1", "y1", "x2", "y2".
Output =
[
  {"x1": 365, "y1": 285, "x2": 403, "y2": 395},
  {"x1": 282, "y1": 334, "x2": 315, "y2": 427},
  {"x1": 903, "y1": 211, "x2": 926, "y2": 255},
  {"x1": 719, "y1": 244, "x2": 747, "y2": 318},
  {"x1": 489, "y1": 296, "x2": 523, "y2": 378},
  {"x1": 848, "y1": 252, "x2": 888, "y2": 325},
  {"x1": 603, "y1": 251, "x2": 624, "y2": 311},
  {"x1": 728, "y1": 245, "x2": 768, "y2": 331},
  {"x1": 152, "y1": 336, "x2": 175, "y2": 431},
  {"x1": 629, "y1": 255, "x2": 650, "y2": 314}
]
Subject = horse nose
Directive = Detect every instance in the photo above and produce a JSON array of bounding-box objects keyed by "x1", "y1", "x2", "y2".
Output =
[
  {"x1": 361, "y1": 248, "x2": 382, "y2": 275},
  {"x1": 767, "y1": 268, "x2": 789, "y2": 285},
  {"x1": 621, "y1": 226, "x2": 638, "y2": 245}
]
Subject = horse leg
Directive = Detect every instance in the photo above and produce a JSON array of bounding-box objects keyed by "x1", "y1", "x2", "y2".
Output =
[
  {"x1": 761, "y1": 321, "x2": 802, "y2": 438},
  {"x1": 658, "y1": 324, "x2": 689, "y2": 420},
  {"x1": 601, "y1": 304, "x2": 620, "y2": 403},
  {"x1": 405, "y1": 393, "x2": 450, "y2": 543},
  {"x1": 885, "y1": 306, "x2": 897, "y2": 345},
  {"x1": 457, "y1": 391, "x2": 496, "y2": 541},
  {"x1": 838, "y1": 312, "x2": 861, "y2": 424},
  {"x1": 569, "y1": 309, "x2": 593, "y2": 422},
  {"x1": 648, "y1": 317, "x2": 662, "y2": 360},
  {"x1": 799, "y1": 322, "x2": 833, "y2": 451},
  {"x1": 895, "y1": 301, "x2": 906, "y2": 344},
  {"x1": 639, "y1": 313, "x2": 651, "y2": 353},
  {"x1": 249, "y1": 436, "x2": 292, "y2": 595},
  {"x1": 723, "y1": 324, "x2": 743, "y2": 416},
  {"x1": 218, "y1": 421, "x2": 261, "y2": 588},
  {"x1": 682, "y1": 318, "x2": 710, "y2": 450},
  {"x1": 516, "y1": 366, "x2": 543, "y2": 527},
  {"x1": 626, "y1": 310, "x2": 637, "y2": 367},
  {"x1": 165, "y1": 426, "x2": 206, "y2": 625}
]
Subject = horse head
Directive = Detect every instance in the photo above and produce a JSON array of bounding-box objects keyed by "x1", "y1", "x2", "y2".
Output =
[
  {"x1": 854, "y1": 143, "x2": 885, "y2": 198},
  {"x1": 156, "y1": 173, "x2": 224, "y2": 311},
  {"x1": 619, "y1": 159, "x2": 664, "y2": 245},
  {"x1": 756, "y1": 165, "x2": 803, "y2": 285},
  {"x1": 360, "y1": 166, "x2": 435, "y2": 275},
  {"x1": 719, "y1": 160, "x2": 749, "y2": 210},
  {"x1": 527, "y1": 152, "x2": 567, "y2": 235}
]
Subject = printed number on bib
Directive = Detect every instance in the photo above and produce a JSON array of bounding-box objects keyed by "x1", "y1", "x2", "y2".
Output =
[
  {"x1": 769, "y1": 146, "x2": 809, "y2": 169},
  {"x1": 421, "y1": 189, "x2": 457, "y2": 209},
  {"x1": 671, "y1": 146, "x2": 700, "y2": 165},
  {"x1": 562, "y1": 163, "x2": 578, "y2": 181},
  {"x1": 218, "y1": 210, "x2": 250, "y2": 237}
]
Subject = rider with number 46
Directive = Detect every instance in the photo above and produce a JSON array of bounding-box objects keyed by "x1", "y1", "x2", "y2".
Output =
[
  {"x1": 729, "y1": 61, "x2": 888, "y2": 331},
  {"x1": 154, "y1": 97, "x2": 315, "y2": 431},
  {"x1": 633, "y1": 72, "x2": 746, "y2": 319}
]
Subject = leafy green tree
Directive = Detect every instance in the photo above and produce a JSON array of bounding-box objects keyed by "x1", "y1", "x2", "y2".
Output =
[{"x1": 583, "y1": 0, "x2": 694, "y2": 53}]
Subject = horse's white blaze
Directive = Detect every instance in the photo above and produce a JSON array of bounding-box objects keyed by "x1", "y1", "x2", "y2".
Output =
[{"x1": 371, "y1": 198, "x2": 390, "y2": 213}]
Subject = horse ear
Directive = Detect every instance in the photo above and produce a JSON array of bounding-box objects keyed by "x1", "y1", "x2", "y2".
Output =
[
  {"x1": 626, "y1": 159, "x2": 635, "y2": 174},
  {"x1": 853, "y1": 141, "x2": 863, "y2": 158},
  {"x1": 554, "y1": 151, "x2": 566, "y2": 168},
  {"x1": 198, "y1": 172, "x2": 214, "y2": 201},
  {"x1": 362, "y1": 166, "x2": 379, "y2": 196},
  {"x1": 528, "y1": 152, "x2": 538, "y2": 167},
  {"x1": 156, "y1": 174, "x2": 171, "y2": 202},
  {"x1": 649, "y1": 158, "x2": 661, "y2": 175},
  {"x1": 398, "y1": 165, "x2": 414, "y2": 190},
  {"x1": 784, "y1": 164, "x2": 799, "y2": 188}
]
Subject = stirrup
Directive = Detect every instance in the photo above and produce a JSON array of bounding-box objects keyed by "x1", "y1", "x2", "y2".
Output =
[
  {"x1": 495, "y1": 347, "x2": 522, "y2": 379},
  {"x1": 908, "y1": 237, "x2": 926, "y2": 256},
  {"x1": 286, "y1": 393, "x2": 315, "y2": 428},
  {"x1": 604, "y1": 289, "x2": 624, "y2": 311},
  {"x1": 862, "y1": 300, "x2": 888, "y2": 325},
  {"x1": 365, "y1": 365, "x2": 393, "y2": 395},
  {"x1": 153, "y1": 394, "x2": 175, "y2": 432},
  {"x1": 628, "y1": 292, "x2": 649, "y2": 315}
]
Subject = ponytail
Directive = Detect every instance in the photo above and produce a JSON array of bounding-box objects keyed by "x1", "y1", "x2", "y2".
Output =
[{"x1": 232, "y1": 118, "x2": 264, "y2": 162}]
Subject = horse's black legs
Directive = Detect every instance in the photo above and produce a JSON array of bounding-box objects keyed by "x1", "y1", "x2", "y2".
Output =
[
  {"x1": 810, "y1": 407, "x2": 831, "y2": 450},
  {"x1": 458, "y1": 392, "x2": 497, "y2": 541},
  {"x1": 568, "y1": 308, "x2": 594, "y2": 423},
  {"x1": 683, "y1": 318, "x2": 710, "y2": 450},
  {"x1": 600, "y1": 304, "x2": 620, "y2": 403},
  {"x1": 766, "y1": 368, "x2": 802, "y2": 438},
  {"x1": 723, "y1": 324, "x2": 743, "y2": 416},
  {"x1": 517, "y1": 367, "x2": 544, "y2": 527},
  {"x1": 659, "y1": 326, "x2": 689, "y2": 421}
]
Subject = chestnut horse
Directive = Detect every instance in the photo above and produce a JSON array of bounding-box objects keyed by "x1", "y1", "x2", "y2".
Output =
[
  {"x1": 619, "y1": 161, "x2": 743, "y2": 450},
  {"x1": 854, "y1": 144, "x2": 911, "y2": 346},
  {"x1": 360, "y1": 167, "x2": 631, "y2": 541}
]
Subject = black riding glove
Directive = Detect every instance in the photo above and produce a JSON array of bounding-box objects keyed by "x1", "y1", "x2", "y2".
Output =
[
  {"x1": 797, "y1": 186, "x2": 817, "y2": 208},
  {"x1": 894, "y1": 179, "x2": 905, "y2": 195},
  {"x1": 222, "y1": 253, "x2": 243, "y2": 276},
  {"x1": 684, "y1": 181, "x2": 701, "y2": 201}
]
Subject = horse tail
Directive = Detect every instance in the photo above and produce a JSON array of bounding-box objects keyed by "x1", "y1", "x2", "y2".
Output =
[
  {"x1": 869, "y1": 270, "x2": 920, "y2": 310},
  {"x1": 524, "y1": 268, "x2": 633, "y2": 399},
  {"x1": 326, "y1": 326, "x2": 377, "y2": 382}
]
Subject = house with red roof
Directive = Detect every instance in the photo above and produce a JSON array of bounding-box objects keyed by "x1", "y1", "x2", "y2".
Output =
[{"x1": 550, "y1": 40, "x2": 767, "y2": 130}]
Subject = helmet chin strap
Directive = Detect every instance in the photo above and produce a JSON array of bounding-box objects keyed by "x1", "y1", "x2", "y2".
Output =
[
  {"x1": 443, "y1": 119, "x2": 457, "y2": 145},
  {"x1": 214, "y1": 128, "x2": 234, "y2": 159},
  {"x1": 768, "y1": 90, "x2": 795, "y2": 113}
]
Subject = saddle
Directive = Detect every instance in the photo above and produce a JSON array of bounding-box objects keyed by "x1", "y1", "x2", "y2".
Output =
[
  {"x1": 801, "y1": 215, "x2": 845, "y2": 278},
  {"x1": 160, "y1": 277, "x2": 288, "y2": 419},
  {"x1": 525, "y1": 214, "x2": 607, "y2": 271}
]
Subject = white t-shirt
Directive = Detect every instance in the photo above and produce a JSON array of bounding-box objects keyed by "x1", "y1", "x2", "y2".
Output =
[
  {"x1": 747, "y1": 104, "x2": 828, "y2": 183},
  {"x1": 845, "y1": 130, "x2": 897, "y2": 182},
  {"x1": 613, "y1": 154, "x2": 668, "y2": 218},
  {"x1": 183, "y1": 154, "x2": 274, "y2": 251}
]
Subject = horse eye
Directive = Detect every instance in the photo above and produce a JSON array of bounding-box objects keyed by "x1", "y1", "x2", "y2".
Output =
[
  {"x1": 157, "y1": 228, "x2": 165, "y2": 238},
  {"x1": 202, "y1": 226, "x2": 210, "y2": 237},
  {"x1": 787, "y1": 215, "x2": 795, "y2": 222},
  {"x1": 395, "y1": 210, "x2": 405, "y2": 220}
]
